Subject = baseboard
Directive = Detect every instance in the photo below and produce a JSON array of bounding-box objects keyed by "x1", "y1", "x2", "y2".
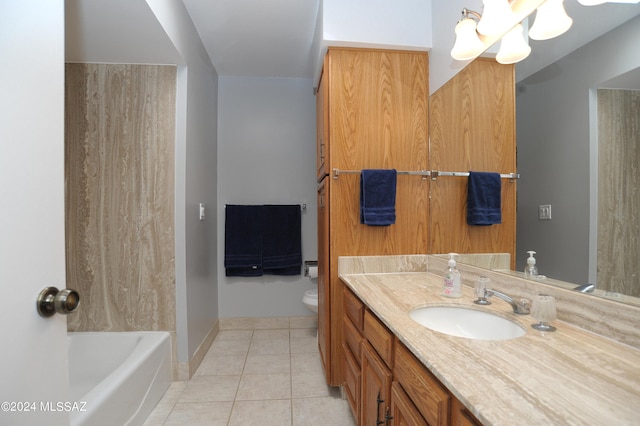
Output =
[{"x1": 185, "y1": 320, "x2": 220, "y2": 380}]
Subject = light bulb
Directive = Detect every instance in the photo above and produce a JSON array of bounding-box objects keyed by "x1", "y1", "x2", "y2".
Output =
[
  {"x1": 496, "y1": 24, "x2": 531, "y2": 64},
  {"x1": 477, "y1": 0, "x2": 515, "y2": 36},
  {"x1": 529, "y1": 0, "x2": 573, "y2": 41},
  {"x1": 451, "y1": 18, "x2": 485, "y2": 61}
]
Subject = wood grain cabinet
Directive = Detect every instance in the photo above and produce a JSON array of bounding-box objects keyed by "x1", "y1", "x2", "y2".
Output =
[
  {"x1": 316, "y1": 47, "x2": 430, "y2": 387},
  {"x1": 343, "y1": 286, "x2": 482, "y2": 426}
]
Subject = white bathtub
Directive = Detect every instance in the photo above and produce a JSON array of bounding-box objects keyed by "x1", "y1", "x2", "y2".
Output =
[{"x1": 68, "y1": 332, "x2": 172, "y2": 426}]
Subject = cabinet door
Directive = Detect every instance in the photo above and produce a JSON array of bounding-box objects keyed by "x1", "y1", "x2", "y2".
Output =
[
  {"x1": 390, "y1": 382, "x2": 428, "y2": 426},
  {"x1": 316, "y1": 64, "x2": 329, "y2": 181},
  {"x1": 343, "y1": 341, "x2": 361, "y2": 421},
  {"x1": 317, "y1": 179, "x2": 330, "y2": 382},
  {"x1": 361, "y1": 341, "x2": 392, "y2": 426}
]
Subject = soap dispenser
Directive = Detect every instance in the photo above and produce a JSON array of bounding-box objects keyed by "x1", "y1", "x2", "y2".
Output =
[
  {"x1": 442, "y1": 253, "x2": 462, "y2": 298},
  {"x1": 524, "y1": 251, "x2": 538, "y2": 278}
]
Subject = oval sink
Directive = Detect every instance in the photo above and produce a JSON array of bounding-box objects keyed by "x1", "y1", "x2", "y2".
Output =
[{"x1": 409, "y1": 306, "x2": 525, "y2": 341}]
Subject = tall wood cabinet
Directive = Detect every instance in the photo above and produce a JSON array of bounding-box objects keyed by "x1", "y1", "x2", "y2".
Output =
[
  {"x1": 316, "y1": 48, "x2": 430, "y2": 386},
  {"x1": 429, "y1": 58, "x2": 517, "y2": 269}
]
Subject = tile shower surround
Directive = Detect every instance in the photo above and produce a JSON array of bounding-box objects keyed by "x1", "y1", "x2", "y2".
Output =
[{"x1": 65, "y1": 63, "x2": 177, "y2": 335}]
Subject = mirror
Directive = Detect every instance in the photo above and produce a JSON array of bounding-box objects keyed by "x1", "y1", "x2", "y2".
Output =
[{"x1": 514, "y1": 5, "x2": 640, "y2": 304}]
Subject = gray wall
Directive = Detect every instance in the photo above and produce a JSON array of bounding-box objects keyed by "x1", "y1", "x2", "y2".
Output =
[
  {"x1": 147, "y1": 0, "x2": 220, "y2": 365},
  {"x1": 217, "y1": 76, "x2": 318, "y2": 318},
  {"x1": 516, "y1": 16, "x2": 640, "y2": 284}
]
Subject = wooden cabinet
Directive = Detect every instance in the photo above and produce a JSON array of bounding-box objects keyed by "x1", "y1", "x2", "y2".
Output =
[
  {"x1": 316, "y1": 64, "x2": 329, "y2": 181},
  {"x1": 429, "y1": 58, "x2": 517, "y2": 268},
  {"x1": 393, "y1": 340, "x2": 450, "y2": 425},
  {"x1": 317, "y1": 178, "x2": 330, "y2": 378},
  {"x1": 362, "y1": 340, "x2": 393, "y2": 425},
  {"x1": 342, "y1": 286, "x2": 364, "y2": 419},
  {"x1": 390, "y1": 381, "x2": 428, "y2": 426},
  {"x1": 343, "y1": 287, "x2": 482, "y2": 426},
  {"x1": 316, "y1": 47, "x2": 430, "y2": 387}
]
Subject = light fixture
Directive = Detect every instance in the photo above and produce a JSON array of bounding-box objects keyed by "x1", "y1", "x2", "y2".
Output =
[
  {"x1": 496, "y1": 24, "x2": 531, "y2": 64},
  {"x1": 451, "y1": 9, "x2": 485, "y2": 61},
  {"x1": 529, "y1": 0, "x2": 573, "y2": 40},
  {"x1": 477, "y1": 0, "x2": 516, "y2": 36}
]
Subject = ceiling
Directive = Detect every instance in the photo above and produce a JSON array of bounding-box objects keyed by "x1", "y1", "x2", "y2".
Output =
[
  {"x1": 65, "y1": 0, "x2": 638, "y2": 83},
  {"x1": 182, "y1": 0, "x2": 319, "y2": 79}
]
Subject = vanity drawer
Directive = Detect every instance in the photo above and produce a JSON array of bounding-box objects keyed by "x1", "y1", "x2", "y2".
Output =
[
  {"x1": 363, "y1": 309, "x2": 394, "y2": 368},
  {"x1": 344, "y1": 286, "x2": 364, "y2": 331},
  {"x1": 394, "y1": 341, "x2": 450, "y2": 426},
  {"x1": 343, "y1": 316, "x2": 362, "y2": 361}
]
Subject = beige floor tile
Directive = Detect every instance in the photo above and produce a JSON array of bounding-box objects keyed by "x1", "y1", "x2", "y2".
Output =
[
  {"x1": 291, "y1": 372, "x2": 332, "y2": 398},
  {"x1": 251, "y1": 317, "x2": 291, "y2": 329},
  {"x1": 221, "y1": 317, "x2": 291, "y2": 330},
  {"x1": 214, "y1": 329, "x2": 253, "y2": 342},
  {"x1": 208, "y1": 338, "x2": 251, "y2": 356},
  {"x1": 290, "y1": 335, "x2": 318, "y2": 354},
  {"x1": 228, "y1": 399, "x2": 292, "y2": 426},
  {"x1": 249, "y1": 338, "x2": 290, "y2": 354},
  {"x1": 178, "y1": 375, "x2": 240, "y2": 403},
  {"x1": 163, "y1": 401, "x2": 233, "y2": 426},
  {"x1": 292, "y1": 395, "x2": 356, "y2": 426},
  {"x1": 196, "y1": 354, "x2": 246, "y2": 376},
  {"x1": 290, "y1": 315, "x2": 318, "y2": 329},
  {"x1": 251, "y1": 328, "x2": 290, "y2": 340},
  {"x1": 290, "y1": 328, "x2": 317, "y2": 339},
  {"x1": 243, "y1": 353, "x2": 291, "y2": 374},
  {"x1": 235, "y1": 373, "x2": 292, "y2": 400},
  {"x1": 291, "y1": 352, "x2": 324, "y2": 374},
  {"x1": 142, "y1": 381, "x2": 187, "y2": 425}
]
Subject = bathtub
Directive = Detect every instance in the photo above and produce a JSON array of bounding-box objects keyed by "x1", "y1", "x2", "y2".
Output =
[{"x1": 68, "y1": 332, "x2": 172, "y2": 426}]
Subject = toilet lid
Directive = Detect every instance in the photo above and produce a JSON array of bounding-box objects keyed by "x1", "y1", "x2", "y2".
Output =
[{"x1": 304, "y1": 289, "x2": 318, "y2": 299}]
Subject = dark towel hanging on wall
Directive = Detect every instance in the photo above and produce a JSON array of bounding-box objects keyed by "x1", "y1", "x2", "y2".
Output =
[
  {"x1": 224, "y1": 204, "x2": 302, "y2": 277},
  {"x1": 467, "y1": 171, "x2": 502, "y2": 226},
  {"x1": 224, "y1": 205, "x2": 265, "y2": 276},
  {"x1": 360, "y1": 169, "x2": 397, "y2": 226},
  {"x1": 263, "y1": 205, "x2": 302, "y2": 275}
]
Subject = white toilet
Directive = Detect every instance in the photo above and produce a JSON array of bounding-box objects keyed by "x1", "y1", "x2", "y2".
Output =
[{"x1": 303, "y1": 288, "x2": 318, "y2": 313}]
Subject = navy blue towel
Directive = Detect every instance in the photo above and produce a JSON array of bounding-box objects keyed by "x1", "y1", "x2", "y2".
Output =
[
  {"x1": 224, "y1": 205, "x2": 264, "y2": 276},
  {"x1": 263, "y1": 205, "x2": 302, "y2": 275},
  {"x1": 467, "y1": 171, "x2": 502, "y2": 226},
  {"x1": 360, "y1": 169, "x2": 397, "y2": 226}
]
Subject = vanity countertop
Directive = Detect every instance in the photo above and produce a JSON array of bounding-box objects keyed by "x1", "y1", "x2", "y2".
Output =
[{"x1": 339, "y1": 271, "x2": 640, "y2": 425}]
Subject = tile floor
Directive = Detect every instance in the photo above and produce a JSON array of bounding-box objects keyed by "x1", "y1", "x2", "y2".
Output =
[{"x1": 143, "y1": 316, "x2": 356, "y2": 426}]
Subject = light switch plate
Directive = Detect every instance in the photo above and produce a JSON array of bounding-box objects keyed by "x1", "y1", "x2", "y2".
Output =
[
  {"x1": 199, "y1": 203, "x2": 205, "y2": 221},
  {"x1": 538, "y1": 204, "x2": 551, "y2": 220}
]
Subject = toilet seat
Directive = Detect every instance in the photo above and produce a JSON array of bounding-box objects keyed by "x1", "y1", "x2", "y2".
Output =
[{"x1": 304, "y1": 289, "x2": 318, "y2": 299}]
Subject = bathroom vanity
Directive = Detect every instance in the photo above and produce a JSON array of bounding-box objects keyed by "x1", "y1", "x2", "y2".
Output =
[{"x1": 339, "y1": 255, "x2": 640, "y2": 425}]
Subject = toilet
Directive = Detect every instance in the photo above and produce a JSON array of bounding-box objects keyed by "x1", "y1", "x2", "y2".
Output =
[{"x1": 303, "y1": 288, "x2": 318, "y2": 313}]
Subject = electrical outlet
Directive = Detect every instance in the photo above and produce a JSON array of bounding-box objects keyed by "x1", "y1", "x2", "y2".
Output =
[{"x1": 538, "y1": 204, "x2": 552, "y2": 220}]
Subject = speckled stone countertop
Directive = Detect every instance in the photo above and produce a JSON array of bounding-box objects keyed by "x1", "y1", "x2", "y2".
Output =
[{"x1": 339, "y1": 259, "x2": 640, "y2": 426}]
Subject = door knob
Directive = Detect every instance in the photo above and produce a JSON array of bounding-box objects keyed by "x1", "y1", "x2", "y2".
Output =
[{"x1": 37, "y1": 287, "x2": 80, "y2": 317}]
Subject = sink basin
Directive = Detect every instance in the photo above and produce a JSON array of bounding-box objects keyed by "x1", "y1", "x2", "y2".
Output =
[{"x1": 409, "y1": 306, "x2": 525, "y2": 340}]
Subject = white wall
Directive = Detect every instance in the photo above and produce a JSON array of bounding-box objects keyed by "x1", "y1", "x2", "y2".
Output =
[
  {"x1": 217, "y1": 76, "x2": 318, "y2": 317},
  {"x1": 312, "y1": 0, "x2": 432, "y2": 87},
  {"x1": 516, "y1": 16, "x2": 640, "y2": 284},
  {"x1": 147, "y1": 0, "x2": 219, "y2": 364}
]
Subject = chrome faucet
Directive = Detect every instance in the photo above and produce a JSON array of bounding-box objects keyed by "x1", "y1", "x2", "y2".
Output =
[
  {"x1": 573, "y1": 283, "x2": 595, "y2": 293},
  {"x1": 475, "y1": 288, "x2": 531, "y2": 315}
]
